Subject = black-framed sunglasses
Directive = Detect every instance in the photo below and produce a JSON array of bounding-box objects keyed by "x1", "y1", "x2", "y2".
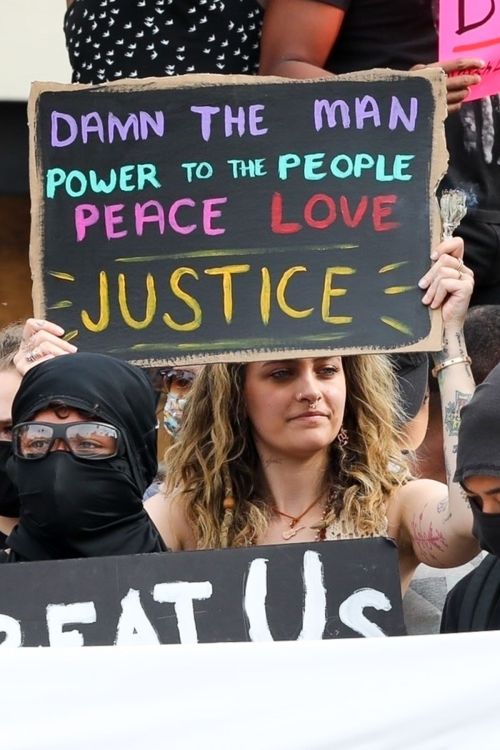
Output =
[{"x1": 12, "y1": 421, "x2": 121, "y2": 461}]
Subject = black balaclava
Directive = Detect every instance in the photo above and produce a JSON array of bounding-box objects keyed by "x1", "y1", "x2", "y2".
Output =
[
  {"x1": 455, "y1": 362, "x2": 500, "y2": 557},
  {"x1": 5, "y1": 352, "x2": 165, "y2": 561},
  {"x1": 0, "y1": 442, "x2": 20, "y2": 517}
]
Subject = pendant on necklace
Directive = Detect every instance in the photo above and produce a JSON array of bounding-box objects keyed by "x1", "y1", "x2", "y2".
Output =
[{"x1": 282, "y1": 525, "x2": 305, "y2": 541}]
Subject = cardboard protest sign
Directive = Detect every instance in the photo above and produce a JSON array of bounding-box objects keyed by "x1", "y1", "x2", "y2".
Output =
[
  {"x1": 29, "y1": 71, "x2": 446, "y2": 365},
  {"x1": 0, "y1": 538, "x2": 404, "y2": 647},
  {"x1": 439, "y1": 0, "x2": 500, "y2": 101}
]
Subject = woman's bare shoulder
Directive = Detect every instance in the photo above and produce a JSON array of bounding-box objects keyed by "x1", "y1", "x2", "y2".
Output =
[
  {"x1": 145, "y1": 487, "x2": 195, "y2": 551},
  {"x1": 391, "y1": 477, "x2": 478, "y2": 568},
  {"x1": 387, "y1": 478, "x2": 447, "y2": 537},
  {"x1": 396, "y1": 477, "x2": 447, "y2": 499}
]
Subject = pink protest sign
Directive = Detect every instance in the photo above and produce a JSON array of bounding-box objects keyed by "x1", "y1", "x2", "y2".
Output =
[{"x1": 439, "y1": 0, "x2": 500, "y2": 101}]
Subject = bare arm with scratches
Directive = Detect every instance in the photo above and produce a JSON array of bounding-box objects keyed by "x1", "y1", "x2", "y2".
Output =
[{"x1": 399, "y1": 238, "x2": 479, "y2": 567}]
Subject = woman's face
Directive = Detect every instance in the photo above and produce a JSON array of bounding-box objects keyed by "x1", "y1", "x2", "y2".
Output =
[
  {"x1": 162, "y1": 365, "x2": 203, "y2": 439},
  {"x1": 164, "y1": 365, "x2": 203, "y2": 399},
  {"x1": 243, "y1": 356, "x2": 346, "y2": 460}
]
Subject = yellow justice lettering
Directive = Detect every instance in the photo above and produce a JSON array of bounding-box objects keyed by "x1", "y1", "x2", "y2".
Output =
[
  {"x1": 163, "y1": 267, "x2": 202, "y2": 332},
  {"x1": 260, "y1": 267, "x2": 271, "y2": 325},
  {"x1": 321, "y1": 266, "x2": 355, "y2": 324},
  {"x1": 204, "y1": 264, "x2": 250, "y2": 324},
  {"x1": 277, "y1": 266, "x2": 313, "y2": 319},
  {"x1": 118, "y1": 272, "x2": 157, "y2": 330},
  {"x1": 81, "y1": 270, "x2": 110, "y2": 332}
]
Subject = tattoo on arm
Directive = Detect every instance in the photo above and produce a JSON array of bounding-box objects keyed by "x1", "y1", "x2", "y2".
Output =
[
  {"x1": 444, "y1": 390, "x2": 471, "y2": 436},
  {"x1": 436, "y1": 496, "x2": 451, "y2": 521},
  {"x1": 455, "y1": 330, "x2": 469, "y2": 360},
  {"x1": 411, "y1": 510, "x2": 449, "y2": 561}
]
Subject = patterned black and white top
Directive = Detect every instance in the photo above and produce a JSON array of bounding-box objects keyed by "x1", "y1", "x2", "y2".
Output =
[{"x1": 64, "y1": 0, "x2": 264, "y2": 83}]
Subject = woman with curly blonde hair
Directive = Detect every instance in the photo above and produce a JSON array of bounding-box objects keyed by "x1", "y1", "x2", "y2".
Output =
[{"x1": 147, "y1": 238, "x2": 479, "y2": 590}]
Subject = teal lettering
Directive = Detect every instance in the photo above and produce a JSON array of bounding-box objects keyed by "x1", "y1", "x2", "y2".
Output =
[{"x1": 304, "y1": 153, "x2": 327, "y2": 181}]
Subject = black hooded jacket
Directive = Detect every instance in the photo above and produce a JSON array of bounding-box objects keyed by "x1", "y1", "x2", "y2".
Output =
[{"x1": 2, "y1": 353, "x2": 166, "y2": 562}]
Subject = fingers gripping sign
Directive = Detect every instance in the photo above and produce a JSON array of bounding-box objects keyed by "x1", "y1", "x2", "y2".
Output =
[
  {"x1": 418, "y1": 238, "x2": 474, "y2": 327},
  {"x1": 411, "y1": 58, "x2": 485, "y2": 113},
  {"x1": 15, "y1": 319, "x2": 78, "y2": 376}
]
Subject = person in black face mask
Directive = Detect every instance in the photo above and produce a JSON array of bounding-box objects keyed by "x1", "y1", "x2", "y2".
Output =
[
  {"x1": 0, "y1": 323, "x2": 25, "y2": 547},
  {"x1": 0, "y1": 352, "x2": 166, "y2": 562},
  {"x1": 441, "y1": 362, "x2": 500, "y2": 632}
]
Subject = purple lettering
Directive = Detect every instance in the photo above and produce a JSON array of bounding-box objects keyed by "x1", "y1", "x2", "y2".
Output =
[
  {"x1": 389, "y1": 97, "x2": 418, "y2": 132},
  {"x1": 190, "y1": 106, "x2": 220, "y2": 142},
  {"x1": 51, "y1": 112, "x2": 78, "y2": 148},
  {"x1": 355, "y1": 96, "x2": 381, "y2": 129}
]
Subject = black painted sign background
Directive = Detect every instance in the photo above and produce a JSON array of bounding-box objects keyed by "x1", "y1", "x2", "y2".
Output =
[
  {"x1": 29, "y1": 73, "x2": 446, "y2": 363},
  {"x1": 0, "y1": 539, "x2": 405, "y2": 647}
]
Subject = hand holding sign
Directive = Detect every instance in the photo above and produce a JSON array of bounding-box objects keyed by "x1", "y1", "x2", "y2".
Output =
[
  {"x1": 411, "y1": 58, "x2": 485, "y2": 113},
  {"x1": 14, "y1": 318, "x2": 77, "y2": 376},
  {"x1": 418, "y1": 237, "x2": 474, "y2": 328},
  {"x1": 439, "y1": 0, "x2": 500, "y2": 101}
]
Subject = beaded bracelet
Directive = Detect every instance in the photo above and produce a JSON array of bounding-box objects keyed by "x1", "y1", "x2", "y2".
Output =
[{"x1": 431, "y1": 355, "x2": 472, "y2": 378}]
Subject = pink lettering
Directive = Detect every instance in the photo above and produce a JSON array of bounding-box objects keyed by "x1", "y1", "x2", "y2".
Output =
[
  {"x1": 75, "y1": 204, "x2": 99, "y2": 242},
  {"x1": 203, "y1": 197, "x2": 227, "y2": 236}
]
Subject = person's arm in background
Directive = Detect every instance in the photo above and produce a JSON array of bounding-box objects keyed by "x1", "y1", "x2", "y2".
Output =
[
  {"x1": 259, "y1": 0, "x2": 484, "y2": 113},
  {"x1": 259, "y1": 0, "x2": 345, "y2": 78}
]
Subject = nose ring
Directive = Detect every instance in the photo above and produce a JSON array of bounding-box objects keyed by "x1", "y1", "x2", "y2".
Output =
[{"x1": 298, "y1": 392, "x2": 320, "y2": 405}]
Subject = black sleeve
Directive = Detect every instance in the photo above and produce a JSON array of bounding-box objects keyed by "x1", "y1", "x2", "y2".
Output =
[
  {"x1": 440, "y1": 557, "x2": 500, "y2": 633},
  {"x1": 440, "y1": 582, "x2": 465, "y2": 633}
]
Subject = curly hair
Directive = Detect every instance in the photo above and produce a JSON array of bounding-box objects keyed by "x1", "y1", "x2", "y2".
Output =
[
  {"x1": 0, "y1": 322, "x2": 24, "y2": 371},
  {"x1": 164, "y1": 354, "x2": 409, "y2": 549}
]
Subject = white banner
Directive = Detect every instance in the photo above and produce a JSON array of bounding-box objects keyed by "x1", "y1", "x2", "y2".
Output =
[{"x1": 2, "y1": 631, "x2": 500, "y2": 749}]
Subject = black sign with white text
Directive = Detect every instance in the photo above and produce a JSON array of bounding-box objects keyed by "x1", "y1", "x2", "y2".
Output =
[{"x1": 0, "y1": 538, "x2": 404, "y2": 647}]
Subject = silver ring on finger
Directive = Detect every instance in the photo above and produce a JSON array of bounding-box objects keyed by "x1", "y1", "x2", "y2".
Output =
[
  {"x1": 25, "y1": 348, "x2": 41, "y2": 363},
  {"x1": 21, "y1": 334, "x2": 37, "y2": 353}
]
